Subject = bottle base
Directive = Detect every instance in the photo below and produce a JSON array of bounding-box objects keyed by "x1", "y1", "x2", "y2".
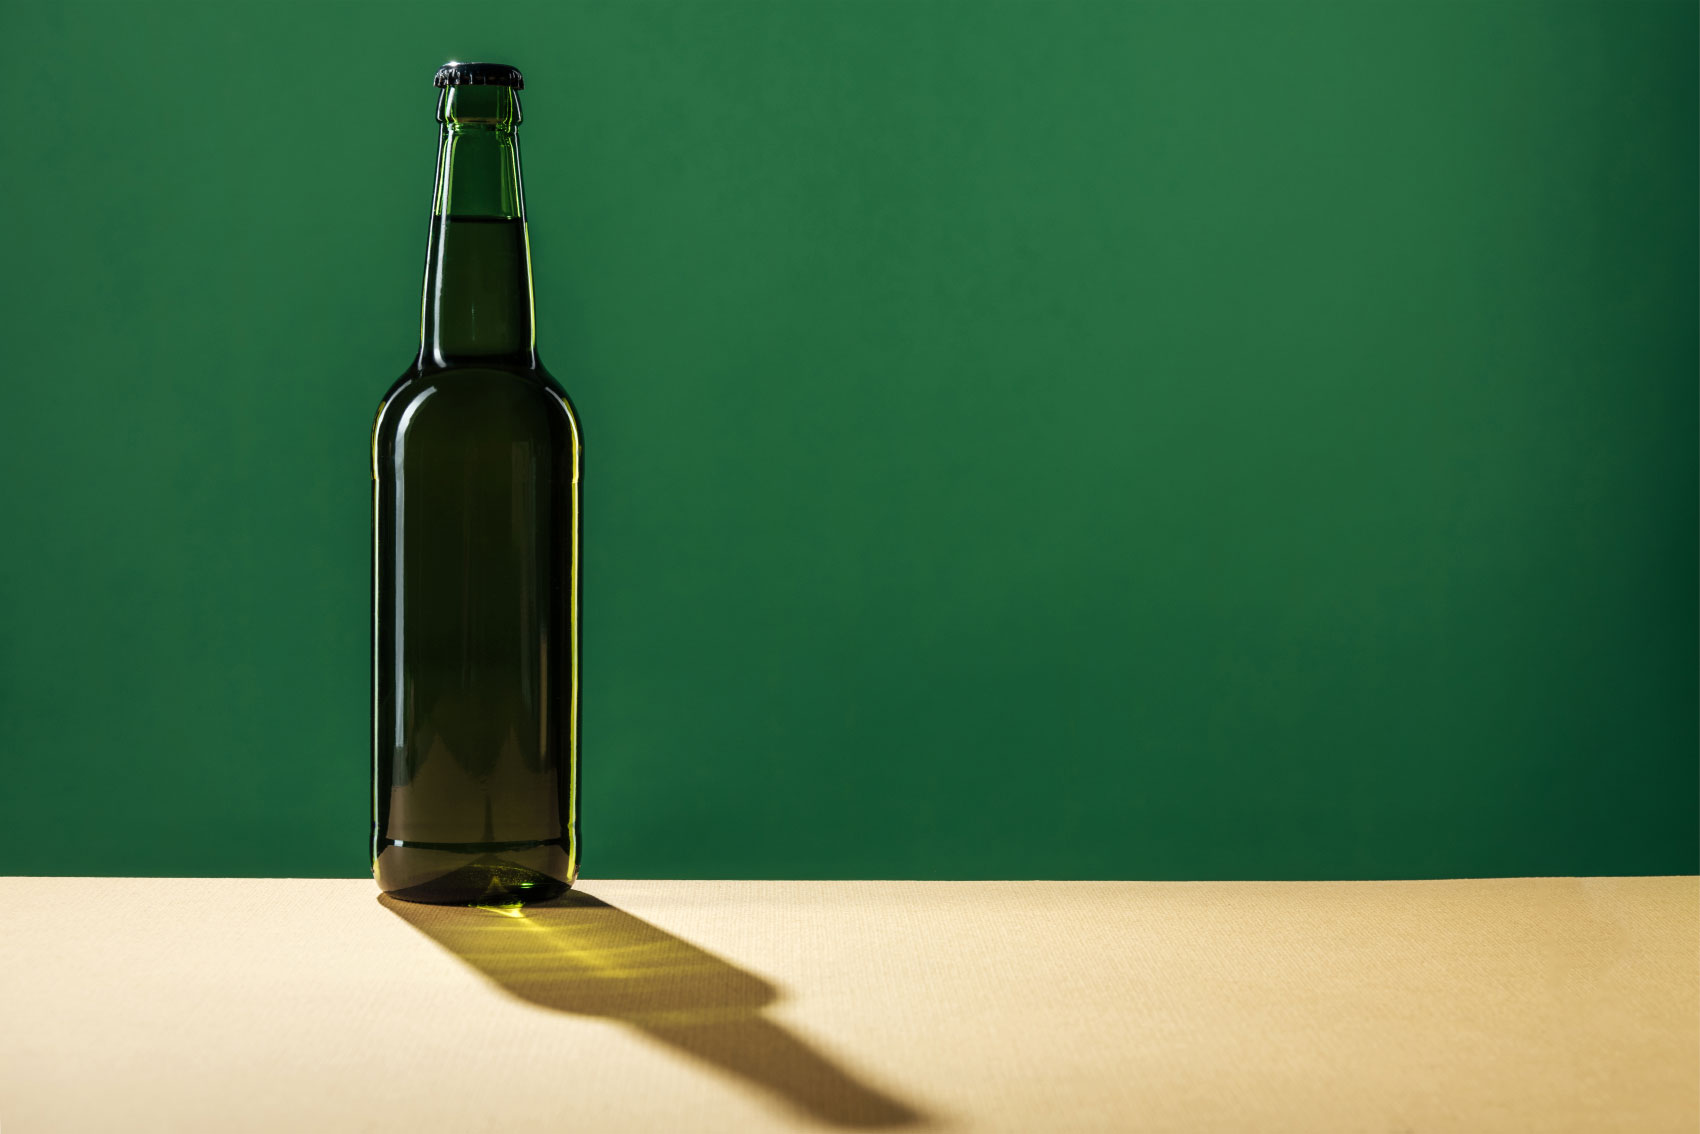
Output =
[{"x1": 374, "y1": 839, "x2": 576, "y2": 906}]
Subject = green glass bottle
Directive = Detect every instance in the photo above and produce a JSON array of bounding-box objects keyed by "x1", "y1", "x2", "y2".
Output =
[{"x1": 372, "y1": 63, "x2": 581, "y2": 905}]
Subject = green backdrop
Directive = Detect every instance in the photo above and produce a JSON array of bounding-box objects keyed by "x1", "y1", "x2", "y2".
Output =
[{"x1": 2, "y1": 1, "x2": 1694, "y2": 880}]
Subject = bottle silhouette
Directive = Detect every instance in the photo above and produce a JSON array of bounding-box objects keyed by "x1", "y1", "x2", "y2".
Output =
[{"x1": 372, "y1": 63, "x2": 581, "y2": 905}]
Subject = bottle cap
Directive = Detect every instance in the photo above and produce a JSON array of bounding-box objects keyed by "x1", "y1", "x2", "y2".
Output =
[{"x1": 433, "y1": 62, "x2": 524, "y2": 90}]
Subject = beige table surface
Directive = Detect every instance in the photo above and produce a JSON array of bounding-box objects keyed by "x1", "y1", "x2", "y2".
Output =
[{"x1": 0, "y1": 877, "x2": 1694, "y2": 1133}]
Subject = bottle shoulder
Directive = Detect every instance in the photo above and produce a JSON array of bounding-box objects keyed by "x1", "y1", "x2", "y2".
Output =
[{"x1": 374, "y1": 358, "x2": 580, "y2": 443}]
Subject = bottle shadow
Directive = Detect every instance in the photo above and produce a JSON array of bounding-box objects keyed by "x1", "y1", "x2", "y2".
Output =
[{"x1": 381, "y1": 890, "x2": 932, "y2": 1129}]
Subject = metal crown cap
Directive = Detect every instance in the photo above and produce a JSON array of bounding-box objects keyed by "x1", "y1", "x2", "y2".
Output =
[{"x1": 433, "y1": 62, "x2": 524, "y2": 90}]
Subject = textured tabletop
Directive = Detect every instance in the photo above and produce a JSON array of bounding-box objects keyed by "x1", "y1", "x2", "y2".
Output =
[{"x1": 1, "y1": 877, "x2": 1694, "y2": 1133}]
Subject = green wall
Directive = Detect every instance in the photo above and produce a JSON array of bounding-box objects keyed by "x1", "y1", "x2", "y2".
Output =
[{"x1": 2, "y1": 1, "x2": 1694, "y2": 880}]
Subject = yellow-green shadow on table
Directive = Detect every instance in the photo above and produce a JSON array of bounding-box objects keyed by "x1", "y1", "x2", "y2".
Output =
[{"x1": 382, "y1": 891, "x2": 931, "y2": 1129}]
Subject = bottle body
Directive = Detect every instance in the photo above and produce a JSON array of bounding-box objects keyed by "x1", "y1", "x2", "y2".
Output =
[
  {"x1": 372, "y1": 67, "x2": 579, "y2": 905},
  {"x1": 372, "y1": 357, "x2": 581, "y2": 904}
]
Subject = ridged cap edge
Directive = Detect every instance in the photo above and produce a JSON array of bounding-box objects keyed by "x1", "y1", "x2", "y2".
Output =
[{"x1": 434, "y1": 62, "x2": 524, "y2": 90}]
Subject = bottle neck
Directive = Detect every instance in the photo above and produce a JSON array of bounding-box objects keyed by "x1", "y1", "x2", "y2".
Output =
[{"x1": 420, "y1": 85, "x2": 536, "y2": 368}]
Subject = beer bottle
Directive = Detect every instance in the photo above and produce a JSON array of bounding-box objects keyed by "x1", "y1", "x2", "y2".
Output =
[{"x1": 372, "y1": 62, "x2": 581, "y2": 905}]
